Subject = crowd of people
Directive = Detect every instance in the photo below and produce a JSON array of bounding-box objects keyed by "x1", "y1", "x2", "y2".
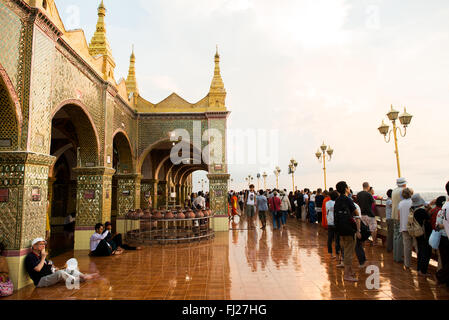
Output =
[
  {"x1": 228, "y1": 179, "x2": 449, "y2": 285},
  {"x1": 1, "y1": 179, "x2": 448, "y2": 295}
]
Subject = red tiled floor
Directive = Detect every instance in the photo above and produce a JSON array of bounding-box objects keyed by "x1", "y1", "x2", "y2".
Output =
[{"x1": 4, "y1": 216, "x2": 449, "y2": 300}]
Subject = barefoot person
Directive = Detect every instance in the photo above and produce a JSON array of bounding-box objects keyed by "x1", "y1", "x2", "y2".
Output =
[
  {"x1": 25, "y1": 238, "x2": 98, "y2": 288},
  {"x1": 334, "y1": 181, "x2": 362, "y2": 282},
  {"x1": 90, "y1": 223, "x2": 122, "y2": 256}
]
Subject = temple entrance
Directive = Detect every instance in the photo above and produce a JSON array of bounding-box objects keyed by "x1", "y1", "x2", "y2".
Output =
[
  {"x1": 49, "y1": 103, "x2": 99, "y2": 256},
  {"x1": 111, "y1": 131, "x2": 135, "y2": 233}
]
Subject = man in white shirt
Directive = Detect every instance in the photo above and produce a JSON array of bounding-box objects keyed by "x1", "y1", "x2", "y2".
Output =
[
  {"x1": 244, "y1": 185, "x2": 257, "y2": 229},
  {"x1": 90, "y1": 223, "x2": 122, "y2": 256},
  {"x1": 193, "y1": 192, "x2": 206, "y2": 210}
]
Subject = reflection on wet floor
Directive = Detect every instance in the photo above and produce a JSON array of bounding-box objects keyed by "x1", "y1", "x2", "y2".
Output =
[{"x1": 5, "y1": 216, "x2": 449, "y2": 300}]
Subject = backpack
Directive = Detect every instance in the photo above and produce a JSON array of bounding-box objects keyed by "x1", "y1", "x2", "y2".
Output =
[
  {"x1": 407, "y1": 207, "x2": 424, "y2": 237},
  {"x1": 334, "y1": 200, "x2": 357, "y2": 236}
]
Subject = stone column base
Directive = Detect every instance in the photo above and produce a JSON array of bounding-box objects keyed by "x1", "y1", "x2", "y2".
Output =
[
  {"x1": 74, "y1": 228, "x2": 94, "y2": 251},
  {"x1": 4, "y1": 252, "x2": 33, "y2": 290},
  {"x1": 212, "y1": 216, "x2": 229, "y2": 232}
]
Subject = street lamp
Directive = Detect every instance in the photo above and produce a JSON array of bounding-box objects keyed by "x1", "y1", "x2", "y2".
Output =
[
  {"x1": 288, "y1": 158, "x2": 299, "y2": 192},
  {"x1": 273, "y1": 167, "x2": 281, "y2": 189},
  {"x1": 315, "y1": 142, "x2": 334, "y2": 191},
  {"x1": 262, "y1": 172, "x2": 268, "y2": 190},
  {"x1": 245, "y1": 175, "x2": 254, "y2": 187},
  {"x1": 378, "y1": 105, "x2": 413, "y2": 178},
  {"x1": 197, "y1": 179, "x2": 205, "y2": 191},
  {"x1": 257, "y1": 173, "x2": 261, "y2": 190}
]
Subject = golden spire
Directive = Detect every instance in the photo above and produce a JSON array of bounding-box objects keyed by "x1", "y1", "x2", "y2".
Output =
[
  {"x1": 88, "y1": 0, "x2": 113, "y2": 58},
  {"x1": 208, "y1": 46, "x2": 226, "y2": 109},
  {"x1": 126, "y1": 45, "x2": 139, "y2": 96},
  {"x1": 210, "y1": 45, "x2": 226, "y2": 94}
]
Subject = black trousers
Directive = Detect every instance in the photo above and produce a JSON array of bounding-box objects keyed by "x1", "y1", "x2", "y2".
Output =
[
  {"x1": 91, "y1": 240, "x2": 112, "y2": 256},
  {"x1": 328, "y1": 226, "x2": 341, "y2": 255},
  {"x1": 416, "y1": 235, "x2": 432, "y2": 274},
  {"x1": 355, "y1": 239, "x2": 366, "y2": 266},
  {"x1": 437, "y1": 236, "x2": 449, "y2": 286}
]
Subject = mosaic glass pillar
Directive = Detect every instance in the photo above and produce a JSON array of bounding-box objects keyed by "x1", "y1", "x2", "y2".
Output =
[
  {"x1": 208, "y1": 173, "x2": 230, "y2": 231},
  {"x1": 72, "y1": 167, "x2": 115, "y2": 250},
  {"x1": 0, "y1": 152, "x2": 55, "y2": 290},
  {"x1": 175, "y1": 184, "x2": 181, "y2": 206},
  {"x1": 157, "y1": 181, "x2": 167, "y2": 210},
  {"x1": 115, "y1": 173, "x2": 141, "y2": 216},
  {"x1": 140, "y1": 179, "x2": 154, "y2": 209}
]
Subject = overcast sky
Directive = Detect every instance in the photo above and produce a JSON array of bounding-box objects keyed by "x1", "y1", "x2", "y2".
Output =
[{"x1": 55, "y1": 0, "x2": 449, "y2": 194}]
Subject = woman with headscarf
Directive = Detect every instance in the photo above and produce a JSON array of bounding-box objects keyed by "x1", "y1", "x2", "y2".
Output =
[{"x1": 412, "y1": 194, "x2": 433, "y2": 277}]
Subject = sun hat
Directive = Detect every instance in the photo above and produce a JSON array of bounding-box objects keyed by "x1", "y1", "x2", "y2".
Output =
[
  {"x1": 411, "y1": 194, "x2": 426, "y2": 208},
  {"x1": 31, "y1": 238, "x2": 47, "y2": 247},
  {"x1": 396, "y1": 177, "x2": 407, "y2": 187}
]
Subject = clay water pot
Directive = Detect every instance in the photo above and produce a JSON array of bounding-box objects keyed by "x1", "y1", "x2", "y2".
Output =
[
  {"x1": 195, "y1": 211, "x2": 204, "y2": 218},
  {"x1": 177, "y1": 211, "x2": 185, "y2": 219},
  {"x1": 152, "y1": 211, "x2": 163, "y2": 220},
  {"x1": 164, "y1": 211, "x2": 175, "y2": 219},
  {"x1": 187, "y1": 211, "x2": 195, "y2": 219}
]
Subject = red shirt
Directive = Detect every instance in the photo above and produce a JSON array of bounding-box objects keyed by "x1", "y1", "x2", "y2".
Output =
[
  {"x1": 269, "y1": 196, "x2": 281, "y2": 212},
  {"x1": 430, "y1": 206, "x2": 442, "y2": 230}
]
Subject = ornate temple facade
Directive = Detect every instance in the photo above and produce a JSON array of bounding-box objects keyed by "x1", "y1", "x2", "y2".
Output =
[{"x1": 0, "y1": 0, "x2": 230, "y2": 289}]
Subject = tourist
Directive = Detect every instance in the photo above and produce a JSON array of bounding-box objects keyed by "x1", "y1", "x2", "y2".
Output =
[
  {"x1": 321, "y1": 190, "x2": 330, "y2": 229},
  {"x1": 90, "y1": 223, "x2": 122, "y2": 256},
  {"x1": 193, "y1": 192, "x2": 206, "y2": 210},
  {"x1": 0, "y1": 242, "x2": 13, "y2": 297},
  {"x1": 230, "y1": 192, "x2": 240, "y2": 221},
  {"x1": 238, "y1": 192, "x2": 245, "y2": 212},
  {"x1": 357, "y1": 182, "x2": 378, "y2": 246},
  {"x1": 386, "y1": 189, "x2": 394, "y2": 253},
  {"x1": 411, "y1": 194, "x2": 432, "y2": 277},
  {"x1": 289, "y1": 191, "x2": 296, "y2": 217},
  {"x1": 334, "y1": 181, "x2": 362, "y2": 282},
  {"x1": 392, "y1": 178, "x2": 408, "y2": 263},
  {"x1": 430, "y1": 196, "x2": 446, "y2": 230},
  {"x1": 256, "y1": 190, "x2": 268, "y2": 230},
  {"x1": 63, "y1": 212, "x2": 76, "y2": 242},
  {"x1": 436, "y1": 182, "x2": 449, "y2": 287},
  {"x1": 244, "y1": 185, "x2": 257, "y2": 228},
  {"x1": 269, "y1": 191, "x2": 282, "y2": 230},
  {"x1": 354, "y1": 201, "x2": 367, "y2": 268},
  {"x1": 309, "y1": 190, "x2": 317, "y2": 223},
  {"x1": 280, "y1": 191, "x2": 292, "y2": 228},
  {"x1": 296, "y1": 190, "x2": 305, "y2": 221},
  {"x1": 315, "y1": 189, "x2": 325, "y2": 225},
  {"x1": 103, "y1": 222, "x2": 141, "y2": 251},
  {"x1": 25, "y1": 238, "x2": 98, "y2": 288},
  {"x1": 398, "y1": 188, "x2": 416, "y2": 270},
  {"x1": 326, "y1": 191, "x2": 340, "y2": 260},
  {"x1": 304, "y1": 189, "x2": 310, "y2": 221}
]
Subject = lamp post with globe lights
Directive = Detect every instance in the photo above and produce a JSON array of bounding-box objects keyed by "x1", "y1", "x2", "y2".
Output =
[
  {"x1": 262, "y1": 172, "x2": 268, "y2": 190},
  {"x1": 273, "y1": 167, "x2": 281, "y2": 190},
  {"x1": 315, "y1": 143, "x2": 334, "y2": 191},
  {"x1": 378, "y1": 105, "x2": 413, "y2": 178},
  {"x1": 288, "y1": 159, "x2": 299, "y2": 192}
]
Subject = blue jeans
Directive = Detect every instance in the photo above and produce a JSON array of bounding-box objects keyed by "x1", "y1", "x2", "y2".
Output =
[
  {"x1": 272, "y1": 211, "x2": 281, "y2": 229},
  {"x1": 281, "y1": 210, "x2": 288, "y2": 225},
  {"x1": 309, "y1": 202, "x2": 316, "y2": 223}
]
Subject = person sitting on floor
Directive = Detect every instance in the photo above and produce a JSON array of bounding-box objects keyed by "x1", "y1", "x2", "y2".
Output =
[
  {"x1": 103, "y1": 222, "x2": 141, "y2": 251},
  {"x1": 90, "y1": 223, "x2": 122, "y2": 256},
  {"x1": 25, "y1": 238, "x2": 98, "y2": 288},
  {"x1": 0, "y1": 242, "x2": 13, "y2": 297}
]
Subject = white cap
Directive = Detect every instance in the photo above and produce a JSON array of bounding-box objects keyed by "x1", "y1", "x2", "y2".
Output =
[{"x1": 31, "y1": 238, "x2": 47, "y2": 247}]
